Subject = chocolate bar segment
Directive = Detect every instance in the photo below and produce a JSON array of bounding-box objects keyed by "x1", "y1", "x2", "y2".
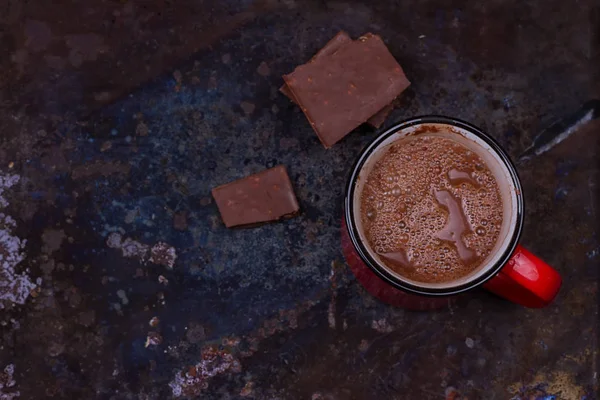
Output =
[
  {"x1": 280, "y1": 32, "x2": 394, "y2": 129},
  {"x1": 280, "y1": 31, "x2": 352, "y2": 101},
  {"x1": 212, "y1": 165, "x2": 299, "y2": 228},
  {"x1": 283, "y1": 34, "x2": 410, "y2": 148}
]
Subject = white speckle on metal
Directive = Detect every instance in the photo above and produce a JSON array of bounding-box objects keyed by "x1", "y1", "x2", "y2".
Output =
[
  {"x1": 106, "y1": 232, "x2": 150, "y2": 262},
  {"x1": 149, "y1": 242, "x2": 177, "y2": 269},
  {"x1": 169, "y1": 347, "x2": 241, "y2": 397},
  {"x1": 145, "y1": 332, "x2": 162, "y2": 347},
  {"x1": 0, "y1": 174, "x2": 19, "y2": 208},
  {"x1": 116, "y1": 289, "x2": 129, "y2": 305},
  {"x1": 106, "y1": 232, "x2": 123, "y2": 248},
  {"x1": 371, "y1": 318, "x2": 393, "y2": 333},
  {"x1": 121, "y1": 238, "x2": 149, "y2": 259},
  {"x1": 107, "y1": 233, "x2": 176, "y2": 268},
  {"x1": 0, "y1": 363, "x2": 19, "y2": 399},
  {"x1": 587, "y1": 246, "x2": 599, "y2": 260},
  {"x1": 0, "y1": 173, "x2": 37, "y2": 307}
]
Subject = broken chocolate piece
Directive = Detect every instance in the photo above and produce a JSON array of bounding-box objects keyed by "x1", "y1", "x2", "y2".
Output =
[
  {"x1": 212, "y1": 165, "x2": 299, "y2": 228},
  {"x1": 283, "y1": 34, "x2": 410, "y2": 148},
  {"x1": 281, "y1": 32, "x2": 395, "y2": 129}
]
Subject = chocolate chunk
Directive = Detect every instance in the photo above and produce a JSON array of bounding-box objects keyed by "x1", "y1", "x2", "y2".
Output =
[
  {"x1": 280, "y1": 32, "x2": 395, "y2": 128},
  {"x1": 283, "y1": 34, "x2": 410, "y2": 148},
  {"x1": 280, "y1": 31, "x2": 352, "y2": 100},
  {"x1": 212, "y1": 165, "x2": 299, "y2": 228}
]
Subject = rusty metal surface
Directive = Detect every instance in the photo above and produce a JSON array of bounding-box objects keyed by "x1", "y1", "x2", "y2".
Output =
[{"x1": 0, "y1": 1, "x2": 598, "y2": 399}]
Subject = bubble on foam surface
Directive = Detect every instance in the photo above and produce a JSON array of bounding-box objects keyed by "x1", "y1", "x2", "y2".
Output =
[{"x1": 360, "y1": 134, "x2": 504, "y2": 284}]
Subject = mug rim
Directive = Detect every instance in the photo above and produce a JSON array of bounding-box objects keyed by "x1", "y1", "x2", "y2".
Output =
[{"x1": 344, "y1": 115, "x2": 525, "y2": 296}]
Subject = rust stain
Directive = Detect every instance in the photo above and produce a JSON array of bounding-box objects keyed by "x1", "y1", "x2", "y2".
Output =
[{"x1": 509, "y1": 371, "x2": 587, "y2": 399}]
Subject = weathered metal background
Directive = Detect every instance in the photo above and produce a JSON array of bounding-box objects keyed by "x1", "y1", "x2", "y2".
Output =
[{"x1": 0, "y1": 0, "x2": 598, "y2": 399}]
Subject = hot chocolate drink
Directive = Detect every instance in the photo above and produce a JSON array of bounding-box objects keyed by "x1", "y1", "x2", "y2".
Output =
[{"x1": 360, "y1": 132, "x2": 504, "y2": 284}]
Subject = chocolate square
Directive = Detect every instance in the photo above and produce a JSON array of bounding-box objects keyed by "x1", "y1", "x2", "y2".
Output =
[
  {"x1": 212, "y1": 165, "x2": 300, "y2": 228},
  {"x1": 283, "y1": 34, "x2": 410, "y2": 148},
  {"x1": 280, "y1": 32, "x2": 394, "y2": 129},
  {"x1": 280, "y1": 31, "x2": 352, "y2": 101}
]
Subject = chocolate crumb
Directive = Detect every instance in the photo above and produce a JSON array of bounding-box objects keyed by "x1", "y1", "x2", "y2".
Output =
[
  {"x1": 257, "y1": 61, "x2": 271, "y2": 77},
  {"x1": 240, "y1": 102, "x2": 256, "y2": 115}
]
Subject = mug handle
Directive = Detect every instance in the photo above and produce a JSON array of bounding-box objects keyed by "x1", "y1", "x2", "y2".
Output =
[{"x1": 483, "y1": 245, "x2": 562, "y2": 308}]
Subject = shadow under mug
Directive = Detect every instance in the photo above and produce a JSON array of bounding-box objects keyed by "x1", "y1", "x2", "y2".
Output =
[{"x1": 343, "y1": 116, "x2": 562, "y2": 309}]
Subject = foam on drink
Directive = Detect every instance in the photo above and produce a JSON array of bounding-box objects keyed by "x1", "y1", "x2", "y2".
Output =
[{"x1": 360, "y1": 134, "x2": 503, "y2": 284}]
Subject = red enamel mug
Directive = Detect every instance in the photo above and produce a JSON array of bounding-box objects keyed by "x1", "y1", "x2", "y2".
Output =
[{"x1": 343, "y1": 116, "x2": 562, "y2": 309}]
